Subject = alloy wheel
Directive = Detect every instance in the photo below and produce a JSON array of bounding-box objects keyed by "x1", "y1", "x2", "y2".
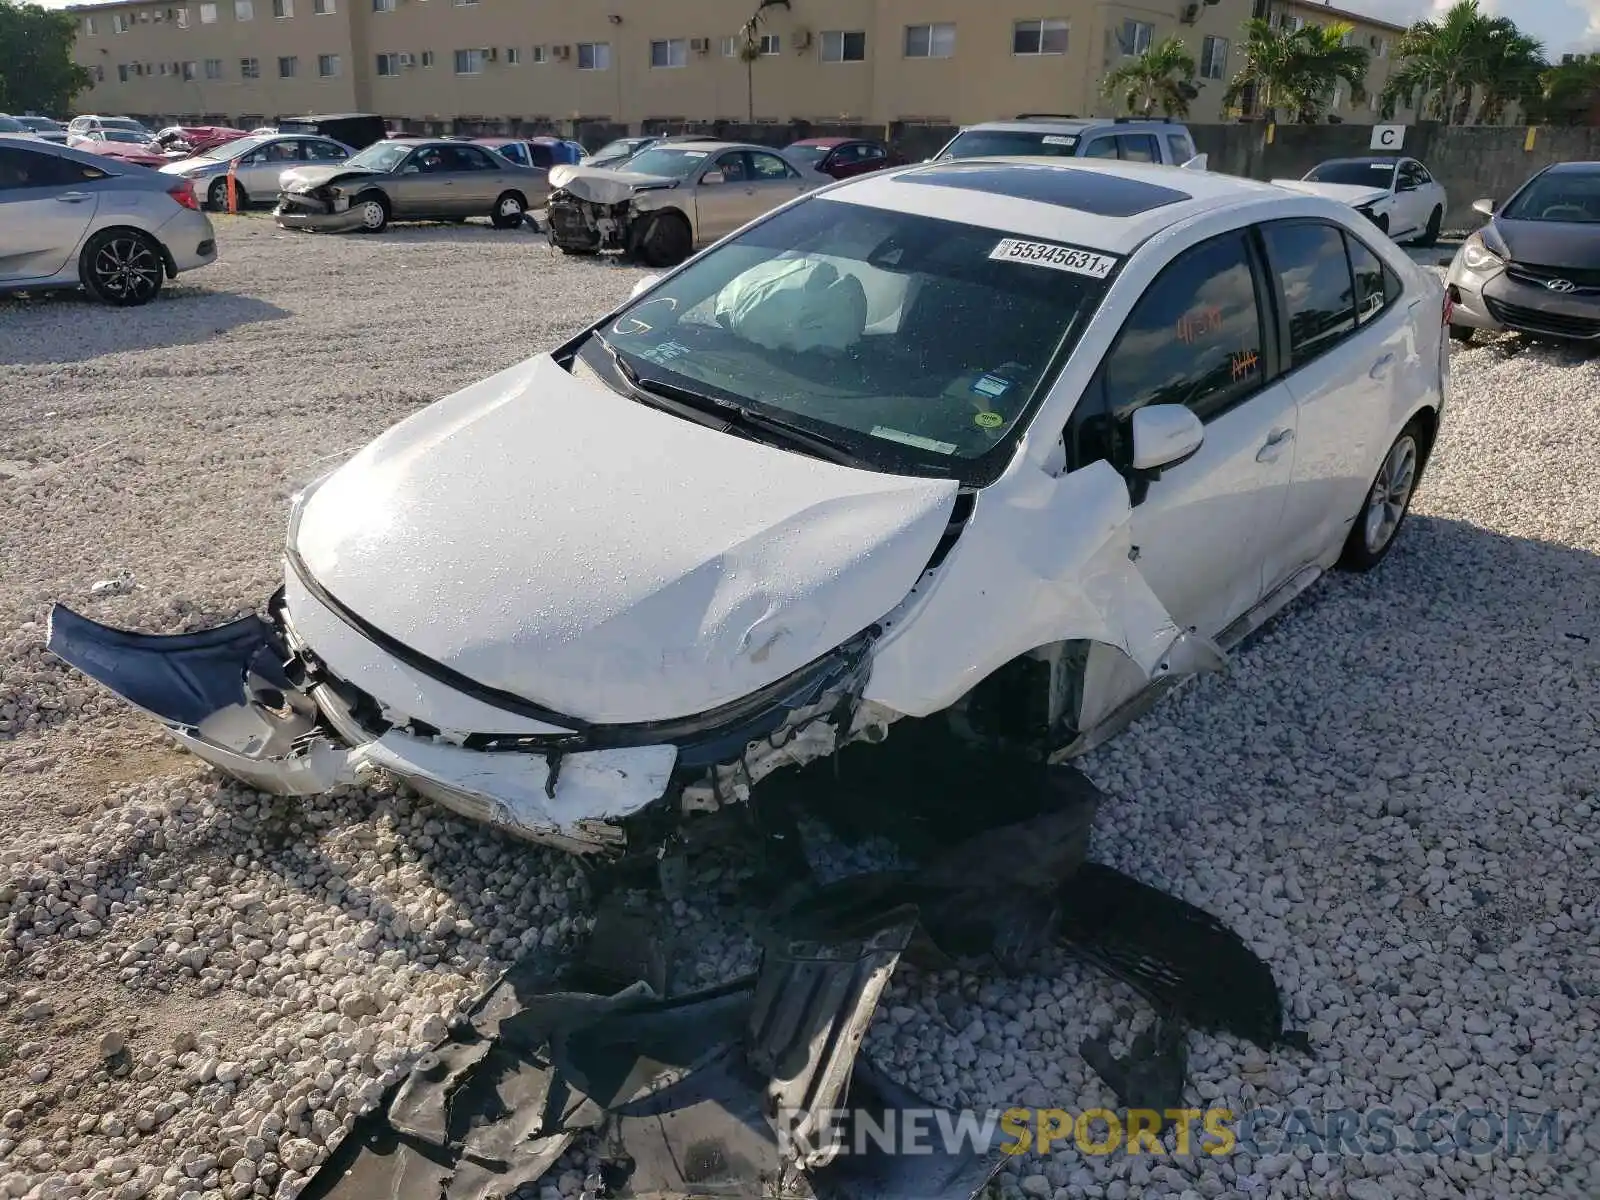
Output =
[
  {"x1": 1363, "y1": 435, "x2": 1417, "y2": 554},
  {"x1": 92, "y1": 235, "x2": 162, "y2": 303},
  {"x1": 361, "y1": 201, "x2": 386, "y2": 230}
]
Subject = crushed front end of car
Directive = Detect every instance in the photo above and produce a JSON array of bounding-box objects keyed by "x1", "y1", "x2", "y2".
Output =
[
  {"x1": 543, "y1": 167, "x2": 680, "y2": 256},
  {"x1": 273, "y1": 170, "x2": 373, "y2": 232}
]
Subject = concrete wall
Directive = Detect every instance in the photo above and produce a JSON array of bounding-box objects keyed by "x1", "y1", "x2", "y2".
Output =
[{"x1": 653, "y1": 119, "x2": 1600, "y2": 233}]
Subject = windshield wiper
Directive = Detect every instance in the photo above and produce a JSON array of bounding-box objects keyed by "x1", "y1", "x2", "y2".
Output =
[{"x1": 594, "y1": 335, "x2": 873, "y2": 469}]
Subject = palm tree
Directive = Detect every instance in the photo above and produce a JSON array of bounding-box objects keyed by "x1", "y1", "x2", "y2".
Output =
[
  {"x1": 1532, "y1": 55, "x2": 1600, "y2": 125},
  {"x1": 1224, "y1": 19, "x2": 1369, "y2": 122},
  {"x1": 1379, "y1": 0, "x2": 1544, "y2": 124},
  {"x1": 737, "y1": 0, "x2": 789, "y2": 123},
  {"x1": 1101, "y1": 36, "x2": 1198, "y2": 118}
]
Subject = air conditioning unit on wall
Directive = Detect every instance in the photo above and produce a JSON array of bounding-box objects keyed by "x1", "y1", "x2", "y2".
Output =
[
  {"x1": 1180, "y1": 3, "x2": 1200, "y2": 23},
  {"x1": 690, "y1": 37, "x2": 709, "y2": 53},
  {"x1": 791, "y1": 28, "x2": 812, "y2": 50},
  {"x1": 552, "y1": 43, "x2": 571, "y2": 60},
  {"x1": 398, "y1": 51, "x2": 414, "y2": 66},
  {"x1": 484, "y1": 46, "x2": 498, "y2": 61}
]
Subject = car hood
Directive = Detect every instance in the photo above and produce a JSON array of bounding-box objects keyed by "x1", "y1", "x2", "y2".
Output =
[
  {"x1": 547, "y1": 165, "x2": 681, "y2": 205},
  {"x1": 1271, "y1": 179, "x2": 1389, "y2": 207},
  {"x1": 293, "y1": 354, "x2": 958, "y2": 726},
  {"x1": 279, "y1": 164, "x2": 375, "y2": 192},
  {"x1": 1488, "y1": 217, "x2": 1600, "y2": 267},
  {"x1": 160, "y1": 155, "x2": 221, "y2": 174}
]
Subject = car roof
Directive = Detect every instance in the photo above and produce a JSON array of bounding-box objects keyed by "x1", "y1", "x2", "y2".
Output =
[
  {"x1": 821, "y1": 158, "x2": 1292, "y2": 256},
  {"x1": 791, "y1": 137, "x2": 856, "y2": 147},
  {"x1": 963, "y1": 117, "x2": 1186, "y2": 134},
  {"x1": 1539, "y1": 160, "x2": 1600, "y2": 175},
  {"x1": 1317, "y1": 155, "x2": 1407, "y2": 165},
  {"x1": 278, "y1": 112, "x2": 380, "y2": 122}
]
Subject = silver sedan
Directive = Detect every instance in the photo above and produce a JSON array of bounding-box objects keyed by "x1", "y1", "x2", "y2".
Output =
[
  {"x1": 0, "y1": 135, "x2": 216, "y2": 305},
  {"x1": 545, "y1": 142, "x2": 832, "y2": 267},
  {"x1": 160, "y1": 133, "x2": 353, "y2": 211}
]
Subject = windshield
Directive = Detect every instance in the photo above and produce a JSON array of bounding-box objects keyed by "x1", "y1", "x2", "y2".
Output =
[
  {"x1": 576, "y1": 196, "x2": 1111, "y2": 482},
  {"x1": 591, "y1": 138, "x2": 647, "y2": 161},
  {"x1": 1305, "y1": 160, "x2": 1395, "y2": 187},
  {"x1": 201, "y1": 134, "x2": 267, "y2": 159},
  {"x1": 103, "y1": 118, "x2": 148, "y2": 133},
  {"x1": 0, "y1": 116, "x2": 24, "y2": 133},
  {"x1": 346, "y1": 141, "x2": 411, "y2": 171},
  {"x1": 18, "y1": 117, "x2": 63, "y2": 131},
  {"x1": 99, "y1": 130, "x2": 152, "y2": 145},
  {"x1": 1500, "y1": 169, "x2": 1600, "y2": 223},
  {"x1": 616, "y1": 147, "x2": 711, "y2": 178},
  {"x1": 937, "y1": 130, "x2": 1081, "y2": 160},
  {"x1": 785, "y1": 145, "x2": 829, "y2": 167}
]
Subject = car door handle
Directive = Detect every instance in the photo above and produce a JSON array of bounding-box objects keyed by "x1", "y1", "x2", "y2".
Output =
[
  {"x1": 56, "y1": 192, "x2": 93, "y2": 203},
  {"x1": 1256, "y1": 427, "x2": 1294, "y2": 462},
  {"x1": 1369, "y1": 352, "x2": 1395, "y2": 379}
]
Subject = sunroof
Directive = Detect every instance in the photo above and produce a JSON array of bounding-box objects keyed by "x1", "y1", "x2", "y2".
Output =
[{"x1": 900, "y1": 162, "x2": 1191, "y2": 217}]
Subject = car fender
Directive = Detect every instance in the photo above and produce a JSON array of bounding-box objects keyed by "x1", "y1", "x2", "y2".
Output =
[{"x1": 862, "y1": 459, "x2": 1222, "y2": 718}]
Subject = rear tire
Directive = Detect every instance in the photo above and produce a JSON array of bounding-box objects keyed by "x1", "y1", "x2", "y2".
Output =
[
  {"x1": 490, "y1": 191, "x2": 527, "y2": 230},
  {"x1": 1449, "y1": 323, "x2": 1476, "y2": 344},
  {"x1": 1336, "y1": 421, "x2": 1425, "y2": 572},
  {"x1": 354, "y1": 192, "x2": 389, "y2": 233},
  {"x1": 631, "y1": 211, "x2": 692, "y2": 268},
  {"x1": 1417, "y1": 206, "x2": 1443, "y2": 247},
  {"x1": 80, "y1": 228, "x2": 165, "y2": 307}
]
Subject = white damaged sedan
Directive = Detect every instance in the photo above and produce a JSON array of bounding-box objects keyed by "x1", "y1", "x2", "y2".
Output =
[{"x1": 50, "y1": 158, "x2": 1448, "y2": 860}]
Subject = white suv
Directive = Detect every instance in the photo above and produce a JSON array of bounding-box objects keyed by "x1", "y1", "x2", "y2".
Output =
[
  {"x1": 933, "y1": 116, "x2": 1201, "y2": 167},
  {"x1": 50, "y1": 159, "x2": 1447, "y2": 858}
]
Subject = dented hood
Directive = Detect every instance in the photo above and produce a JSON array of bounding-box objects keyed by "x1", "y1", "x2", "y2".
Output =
[
  {"x1": 293, "y1": 355, "x2": 958, "y2": 725},
  {"x1": 279, "y1": 163, "x2": 375, "y2": 193},
  {"x1": 1270, "y1": 179, "x2": 1389, "y2": 208},
  {"x1": 548, "y1": 164, "x2": 680, "y2": 205}
]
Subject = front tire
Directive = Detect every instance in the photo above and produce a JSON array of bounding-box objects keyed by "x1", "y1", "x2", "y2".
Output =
[
  {"x1": 207, "y1": 177, "x2": 248, "y2": 212},
  {"x1": 631, "y1": 211, "x2": 692, "y2": 269},
  {"x1": 1449, "y1": 323, "x2": 1476, "y2": 344},
  {"x1": 1417, "y1": 206, "x2": 1443, "y2": 247},
  {"x1": 1337, "y1": 423, "x2": 1423, "y2": 572},
  {"x1": 354, "y1": 192, "x2": 389, "y2": 233},
  {"x1": 80, "y1": 228, "x2": 165, "y2": 307},
  {"x1": 490, "y1": 191, "x2": 527, "y2": 230}
]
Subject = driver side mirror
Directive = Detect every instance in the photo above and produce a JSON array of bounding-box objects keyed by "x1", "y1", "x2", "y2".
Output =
[
  {"x1": 701, "y1": 169, "x2": 725, "y2": 185},
  {"x1": 1471, "y1": 197, "x2": 1496, "y2": 216},
  {"x1": 402, "y1": 164, "x2": 420, "y2": 174},
  {"x1": 1130, "y1": 404, "x2": 1204, "y2": 472},
  {"x1": 630, "y1": 273, "x2": 661, "y2": 299}
]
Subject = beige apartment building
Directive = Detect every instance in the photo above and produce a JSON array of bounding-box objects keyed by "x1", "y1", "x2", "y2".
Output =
[{"x1": 67, "y1": 0, "x2": 1265, "y2": 132}]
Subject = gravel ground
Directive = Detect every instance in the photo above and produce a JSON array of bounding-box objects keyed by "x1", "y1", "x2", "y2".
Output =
[{"x1": 2, "y1": 216, "x2": 1598, "y2": 1200}]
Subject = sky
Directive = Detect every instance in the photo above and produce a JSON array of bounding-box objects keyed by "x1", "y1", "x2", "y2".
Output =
[{"x1": 36, "y1": 0, "x2": 1600, "y2": 61}]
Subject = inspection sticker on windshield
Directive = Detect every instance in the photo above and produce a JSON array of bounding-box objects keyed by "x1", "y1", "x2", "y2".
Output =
[
  {"x1": 870, "y1": 426, "x2": 957, "y2": 456},
  {"x1": 989, "y1": 238, "x2": 1116, "y2": 279},
  {"x1": 682, "y1": 150, "x2": 709, "y2": 158},
  {"x1": 1041, "y1": 135, "x2": 1078, "y2": 146}
]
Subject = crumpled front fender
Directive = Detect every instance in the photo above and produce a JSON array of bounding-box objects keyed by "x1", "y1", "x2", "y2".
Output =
[{"x1": 863, "y1": 460, "x2": 1223, "y2": 718}]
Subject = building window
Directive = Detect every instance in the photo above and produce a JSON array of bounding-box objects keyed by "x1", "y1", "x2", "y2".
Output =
[
  {"x1": 650, "y1": 38, "x2": 688, "y2": 68},
  {"x1": 84, "y1": 15, "x2": 97, "y2": 34},
  {"x1": 317, "y1": 52, "x2": 339, "y2": 75},
  {"x1": 1374, "y1": 36, "x2": 1388, "y2": 58},
  {"x1": 904, "y1": 23, "x2": 955, "y2": 58},
  {"x1": 204, "y1": 57, "x2": 222, "y2": 77},
  {"x1": 506, "y1": 46, "x2": 521, "y2": 64},
  {"x1": 278, "y1": 55, "x2": 297, "y2": 76},
  {"x1": 531, "y1": 44, "x2": 547, "y2": 63},
  {"x1": 577, "y1": 41, "x2": 610, "y2": 70},
  {"x1": 159, "y1": 62, "x2": 170, "y2": 75},
  {"x1": 175, "y1": 7, "x2": 189, "y2": 26},
  {"x1": 94, "y1": 65, "x2": 105, "y2": 80},
  {"x1": 372, "y1": 0, "x2": 393, "y2": 12},
  {"x1": 421, "y1": 49, "x2": 435, "y2": 66},
  {"x1": 240, "y1": 56, "x2": 259, "y2": 78},
  {"x1": 820, "y1": 30, "x2": 866, "y2": 62},
  {"x1": 272, "y1": 0, "x2": 291, "y2": 15},
  {"x1": 235, "y1": 0, "x2": 253, "y2": 19},
  {"x1": 757, "y1": 32, "x2": 779, "y2": 54},
  {"x1": 1120, "y1": 19, "x2": 1153, "y2": 55},
  {"x1": 199, "y1": 2, "x2": 217, "y2": 20},
  {"x1": 1012, "y1": 18, "x2": 1067, "y2": 55},
  {"x1": 454, "y1": 48, "x2": 485, "y2": 74},
  {"x1": 313, "y1": 0, "x2": 334, "y2": 12},
  {"x1": 117, "y1": 63, "x2": 130, "y2": 81},
  {"x1": 375, "y1": 52, "x2": 398, "y2": 75},
  {"x1": 720, "y1": 35, "x2": 737, "y2": 56},
  {"x1": 1200, "y1": 34, "x2": 1227, "y2": 79},
  {"x1": 113, "y1": 12, "x2": 128, "y2": 31},
  {"x1": 451, "y1": 0, "x2": 478, "y2": 6}
]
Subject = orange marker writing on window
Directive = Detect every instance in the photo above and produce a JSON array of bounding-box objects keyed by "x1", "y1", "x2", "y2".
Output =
[{"x1": 1231, "y1": 350, "x2": 1260, "y2": 380}]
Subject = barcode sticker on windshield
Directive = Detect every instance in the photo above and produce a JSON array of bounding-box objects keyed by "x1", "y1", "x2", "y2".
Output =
[
  {"x1": 1041, "y1": 135, "x2": 1077, "y2": 146},
  {"x1": 989, "y1": 238, "x2": 1116, "y2": 279}
]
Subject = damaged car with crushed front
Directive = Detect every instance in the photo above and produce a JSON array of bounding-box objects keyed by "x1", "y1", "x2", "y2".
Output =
[{"x1": 51, "y1": 159, "x2": 1447, "y2": 872}]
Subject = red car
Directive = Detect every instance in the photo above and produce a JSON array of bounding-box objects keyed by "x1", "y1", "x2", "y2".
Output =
[
  {"x1": 155, "y1": 125, "x2": 249, "y2": 155},
  {"x1": 67, "y1": 130, "x2": 179, "y2": 168},
  {"x1": 783, "y1": 137, "x2": 905, "y2": 180}
]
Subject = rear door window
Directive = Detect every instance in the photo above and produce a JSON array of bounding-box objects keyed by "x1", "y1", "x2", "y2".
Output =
[
  {"x1": 1260, "y1": 221, "x2": 1358, "y2": 367},
  {"x1": 1083, "y1": 137, "x2": 1118, "y2": 159},
  {"x1": 1116, "y1": 134, "x2": 1159, "y2": 162},
  {"x1": 1166, "y1": 133, "x2": 1194, "y2": 162}
]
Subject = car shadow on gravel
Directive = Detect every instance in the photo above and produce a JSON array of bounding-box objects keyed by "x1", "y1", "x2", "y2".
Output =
[{"x1": 0, "y1": 288, "x2": 289, "y2": 366}]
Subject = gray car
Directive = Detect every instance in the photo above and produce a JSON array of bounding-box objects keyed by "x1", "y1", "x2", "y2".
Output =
[
  {"x1": 1447, "y1": 161, "x2": 1600, "y2": 344},
  {"x1": 274, "y1": 138, "x2": 547, "y2": 233},
  {"x1": 160, "y1": 133, "x2": 353, "y2": 211},
  {"x1": 545, "y1": 141, "x2": 831, "y2": 267},
  {"x1": 931, "y1": 116, "x2": 1200, "y2": 166},
  {"x1": 0, "y1": 135, "x2": 216, "y2": 305}
]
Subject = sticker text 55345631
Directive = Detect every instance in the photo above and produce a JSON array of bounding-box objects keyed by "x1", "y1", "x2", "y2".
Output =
[{"x1": 988, "y1": 238, "x2": 1117, "y2": 280}]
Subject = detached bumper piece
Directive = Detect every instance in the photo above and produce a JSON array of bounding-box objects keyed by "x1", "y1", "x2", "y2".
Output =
[{"x1": 300, "y1": 903, "x2": 1004, "y2": 1200}]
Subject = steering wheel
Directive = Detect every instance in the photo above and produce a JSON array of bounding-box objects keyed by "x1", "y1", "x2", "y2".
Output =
[{"x1": 1540, "y1": 204, "x2": 1589, "y2": 221}]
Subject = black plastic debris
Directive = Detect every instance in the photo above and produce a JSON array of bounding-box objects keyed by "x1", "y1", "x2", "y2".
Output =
[{"x1": 302, "y1": 901, "x2": 1005, "y2": 1200}]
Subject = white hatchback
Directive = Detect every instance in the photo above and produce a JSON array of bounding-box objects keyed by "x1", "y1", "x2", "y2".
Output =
[{"x1": 50, "y1": 157, "x2": 1448, "y2": 857}]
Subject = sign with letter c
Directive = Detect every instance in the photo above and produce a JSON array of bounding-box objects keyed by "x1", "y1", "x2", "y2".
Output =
[{"x1": 1370, "y1": 124, "x2": 1405, "y2": 151}]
